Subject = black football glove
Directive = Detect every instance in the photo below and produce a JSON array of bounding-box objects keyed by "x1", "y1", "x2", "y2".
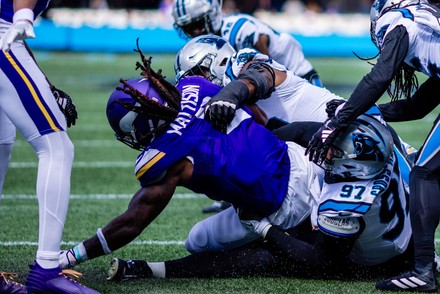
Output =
[
  {"x1": 305, "y1": 119, "x2": 342, "y2": 165},
  {"x1": 52, "y1": 86, "x2": 78, "y2": 128},
  {"x1": 325, "y1": 99, "x2": 346, "y2": 119},
  {"x1": 205, "y1": 80, "x2": 249, "y2": 133}
]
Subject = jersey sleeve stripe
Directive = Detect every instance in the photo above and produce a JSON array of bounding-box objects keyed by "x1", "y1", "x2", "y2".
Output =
[{"x1": 135, "y1": 151, "x2": 166, "y2": 180}]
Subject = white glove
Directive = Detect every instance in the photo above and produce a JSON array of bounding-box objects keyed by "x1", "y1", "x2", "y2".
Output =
[
  {"x1": 1, "y1": 8, "x2": 35, "y2": 53},
  {"x1": 240, "y1": 217, "x2": 273, "y2": 238}
]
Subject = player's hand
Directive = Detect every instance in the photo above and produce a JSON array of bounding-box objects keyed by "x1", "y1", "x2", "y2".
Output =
[
  {"x1": 325, "y1": 99, "x2": 346, "y2": 119},
  {"x1": 204, "y1": 80, "x2": 250, "y2": 133},
  {"x1": 52, "y1": 86, "x2": 78, "y2": 128},
  {"x1": 305, "y1": 119, "x2": 341, "y2": 165},
  {"x1": 205, "y1": 99, "x2": 237, "y2": 133},
  {"x1": 238, "y1": 208, "x2": 272, "y2": 238},
  {"x1": 1, "y1": 19, "x2": 35, "y2": 52}
]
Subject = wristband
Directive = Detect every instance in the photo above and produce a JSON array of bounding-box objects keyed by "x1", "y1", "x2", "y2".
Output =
[{"x1": 13, "y1": 8, "x2": 34, "y2": 23}]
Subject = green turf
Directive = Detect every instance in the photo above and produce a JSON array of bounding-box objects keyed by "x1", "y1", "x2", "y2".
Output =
[{"x1": 0, "y1": 52, "x2": 437, "y2": 293}]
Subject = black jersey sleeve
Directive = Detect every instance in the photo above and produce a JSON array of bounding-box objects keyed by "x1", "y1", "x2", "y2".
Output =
[
  {"x1": 332, "y1": 26, "x2": 409, "y2": 129},
  {"x1": 379, "y1": 77, "x2": 440, "y2": 122}
]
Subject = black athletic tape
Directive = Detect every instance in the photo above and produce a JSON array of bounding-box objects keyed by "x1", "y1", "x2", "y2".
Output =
[{"x1": 237, "y1": 62, "x2": 275, "y2": 103}]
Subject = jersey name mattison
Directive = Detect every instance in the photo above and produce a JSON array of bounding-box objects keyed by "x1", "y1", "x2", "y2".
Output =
[{"x1": 135, "y1": 76, "x2": 290, "y2": 216}]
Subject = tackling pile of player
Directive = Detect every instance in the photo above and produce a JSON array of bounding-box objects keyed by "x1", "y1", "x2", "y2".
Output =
[{"x1": 1, "y1": 0, "x2": 439, "y2": 293}]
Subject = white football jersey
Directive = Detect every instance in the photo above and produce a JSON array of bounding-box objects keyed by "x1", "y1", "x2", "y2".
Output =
[
  {"x1": 315, "y1": 153, "x2": 412, "y2": 266},
  {"x1": 375, "y1": 3, "x2": 440, "y2": 78},
  {"x1": 220, "y1": 13, "x2": 314, "y2": 78},
  {"x1": 224, "y1": 48, "x2": 344, "y2": 124}
]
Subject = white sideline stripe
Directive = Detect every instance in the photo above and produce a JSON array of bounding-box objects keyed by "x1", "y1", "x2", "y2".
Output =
[
  {"x1": 0, "y1": 240, "x2": 185, "y2": 246},
  {"x1": 9, "y1": 162, "x2": 133, "y2": 168},
  {"x1": 1, "y1": 193, "x2": 205, "y2": 199}
]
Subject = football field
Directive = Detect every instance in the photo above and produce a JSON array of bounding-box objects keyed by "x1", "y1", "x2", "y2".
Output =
[{"x1": 0, "y1": 52, "x2": 438, "y2": 293}]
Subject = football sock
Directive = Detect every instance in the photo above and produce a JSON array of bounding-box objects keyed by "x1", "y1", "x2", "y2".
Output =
[
  {"x1": 36, "y1": 251, "x2": 60, "y2": 269},
  {"x1": 410, "y1": 166, "x2": 440, "y2": 267},
  {"x1": 147, "y1": 262, "x2": 166, "y2": 278},
  {"x1": 73, "y1": 242, "x2": 89, "y2": 262}
]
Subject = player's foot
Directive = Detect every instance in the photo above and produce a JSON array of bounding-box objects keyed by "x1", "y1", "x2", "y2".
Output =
[
  {"x1": 376, "y1": 263, "x2": 438, "y2": 292},
  {"x1": 107, "y1": 258, "x2": 152, "y2": 282},
  {"x1": 26, "y1": 261, "x2": 100, "y2": 294},
  {"x1": 0, "y1": 271, "x2": 27, "y2": 294},
  {"x1": 202, "y1": 201, "x2": 232, "y2": 213},
  {"x1": 60, "y1": 249, "x2": 80, "y2": 269}
]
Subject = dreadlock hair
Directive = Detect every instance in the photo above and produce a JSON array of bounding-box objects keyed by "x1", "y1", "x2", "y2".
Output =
[
  {"x1": 115, "y1": 38, "x2": 183, "y2": 145},
  {"x1": 387, "y1": 63, "x2": 419, "y2": 102}
]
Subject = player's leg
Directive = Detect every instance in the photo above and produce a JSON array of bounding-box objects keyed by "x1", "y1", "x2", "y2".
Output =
[
  {"x1": 0, "y1": 111, "x2": 15, "y2": 195},
  {"x1": 107, "y1": 242, "x2": 280, "y2": 281},
  {"x1": 185, "y1": 206, "x2": 261, "y2": 252},
  {"x1": 376, "y1": 115, "x2": 440, "y2": 292},
  {"x1": 0, "y1": 43, "x2": 99, "y2": 293}
]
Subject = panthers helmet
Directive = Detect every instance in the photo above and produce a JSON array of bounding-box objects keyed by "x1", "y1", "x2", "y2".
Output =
[
  {"x1": 325, "y1": 114, "x2": 394, "y2": 180},
  {"x1": 174, "y1": 34, "x2": 235, "y2": 85},
  {"x1": 106, "y1": 78, "x2": 167, "y2": 150},
  {"x1": 370, "y1": 0, "x2": 417, "y2": 47},
  {"x1": 172, "y1": 0, "x2": 223, "y2": 38}
]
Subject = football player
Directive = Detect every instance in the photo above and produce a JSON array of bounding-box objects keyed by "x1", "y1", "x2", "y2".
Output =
[
  {"x1": 305, "y1": 0, "x2": 440, "y2": 291},
  {"x1": 172, "y1": 0, "x2": 323, "y2": 87},
  {"x1": 0, "y1": 0, "x2": 97, "y2": 293},
  {"x1": 59, "y1": 46, "x2": 324, "y2": 268},
  {"x1": 105, "y1": 110, "x2": 414, "y2": 284},
  {"x1": 175, "y1": 35, "x2": 414, "y2": 185},
  {"x1": 174, "y1": 34, "x2": 341, "y2": 213}
]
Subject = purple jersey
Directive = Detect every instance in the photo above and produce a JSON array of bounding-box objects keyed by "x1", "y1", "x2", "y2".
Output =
[
  {"x1": 135, "y1": 76, "x2": 290, "y2": 216},
  {"x1": 0, "y1": 0, "x2": 50, "y2": 22}
]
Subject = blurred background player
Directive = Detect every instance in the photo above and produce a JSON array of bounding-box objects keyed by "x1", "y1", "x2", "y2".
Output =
[
  {"x1": 0, "y1": 0, "x2": 98, "y2": 293},
  {"x1": 172, "y1": 0, "x2": 322, "y2": 86},
  {"x1": 305, "y1": 0, "x2": 440, "y2": 291}
]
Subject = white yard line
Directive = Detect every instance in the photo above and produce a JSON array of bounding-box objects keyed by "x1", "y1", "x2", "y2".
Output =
[
  {"x1": 9, "y1": 162, "x2": 133, "y2": 168},
  {"x1": 1, "y1": 193, "x2": 204, "y2": 199},
  {"x1": 0, "y1": 240, "x2": 185, "y2": 246}
]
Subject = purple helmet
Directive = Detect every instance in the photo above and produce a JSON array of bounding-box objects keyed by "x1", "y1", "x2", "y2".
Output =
[{"x1": 106, "y1": 78, "x2": 167, "y2": 150}]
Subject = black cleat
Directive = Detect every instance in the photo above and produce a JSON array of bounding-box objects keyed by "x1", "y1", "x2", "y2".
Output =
[
  {"x1": 376, "y1": 263, "x2": 438, "y2": 292},
  {"x1": 107, "y1": 258, "x2": 152, "y2": 282},
  {"x1": 202, "y1": 201, "x2": 232, "y2": 213}
]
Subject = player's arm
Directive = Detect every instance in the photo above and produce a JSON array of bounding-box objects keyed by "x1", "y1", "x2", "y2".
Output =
[
  {"x1": 332, "y1": 26, "x2": 409, "y2": 129},
  {"x1": 23, "y1": 41, "x2": 78, "y2": 127},
  {"x1": 306, "y1": 26, "x2": 409, "y2": 164},
  {"x1": 80, "y1": 159, "x2": 192, "y2": 260},
  {"x1": 239, "y1": 210, "x2": 353, "y2": 268},
  {"x1": 0, "y1": 0, "x2": 36, "y2": 52},
  {"x1": 13, "y1": 0, "x2": 37, "y2": 10},
  {"x1": 205, "y1": 61, "x2": 276, "y2": 132},
  {"x1": 254, "y1": 34, "x2": 270, "y2": 56},
  {"x1": 273, "y1": 121, "x2": 322, "y2": 147},
  {"x1": 379, "y1": 77, "x2": 440, "y2": 122}
]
